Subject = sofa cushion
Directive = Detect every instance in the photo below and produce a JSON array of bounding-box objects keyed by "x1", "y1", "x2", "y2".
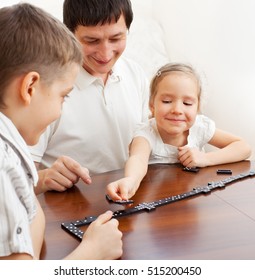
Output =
[{"x1": 124, "y1": 17, "x2": 170, "y2": 79}]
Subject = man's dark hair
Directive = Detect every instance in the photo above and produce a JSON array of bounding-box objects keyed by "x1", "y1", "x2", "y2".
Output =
[{"x1": 63, "y1": 0, "x2": 133, "y2": 32}]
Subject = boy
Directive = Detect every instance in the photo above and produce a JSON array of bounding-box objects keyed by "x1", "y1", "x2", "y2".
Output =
[{"x1": 0, "y1": 3, "x2": 122, "y2": 260}]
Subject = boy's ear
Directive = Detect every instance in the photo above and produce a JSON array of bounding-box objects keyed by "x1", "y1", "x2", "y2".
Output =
[{"x1": 20, "y1": 72, "x2": 40, "y2": 105}]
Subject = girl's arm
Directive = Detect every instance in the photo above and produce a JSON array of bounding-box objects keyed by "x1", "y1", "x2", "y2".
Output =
[
  {"x1": 205, "y1": 128, "x2": 251, "y2": 165},
  {"x1": 106, "y1": 136, "x2": 151, "y2": 200},
  {"x1": 178, "y1": 128, "x2": 251, "y2": 167}
]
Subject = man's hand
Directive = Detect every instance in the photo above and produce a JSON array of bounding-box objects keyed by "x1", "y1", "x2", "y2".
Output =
[{"x1": 35, "y1": 156, "x2": 91, "y2": 194}]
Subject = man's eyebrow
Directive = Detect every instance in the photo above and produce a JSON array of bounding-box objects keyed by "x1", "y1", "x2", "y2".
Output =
[
  {"x1": 111, "y1": 32, "x2": 126, "y2": 37},
  {"x1": 82, "y1": 35, "x2": 98, "y2": 40},
  {"x1": 83, "y1": 32, "x2": 126, "y2": 40}
]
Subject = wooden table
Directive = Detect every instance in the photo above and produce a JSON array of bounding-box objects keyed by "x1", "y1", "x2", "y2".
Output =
[{"x1": 38, "y1": 160, "x2": 255, "y2": 260}]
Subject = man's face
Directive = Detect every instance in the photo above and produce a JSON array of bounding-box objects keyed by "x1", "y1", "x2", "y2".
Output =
[{"x1": 74, "y1": 14, "x2": 127, "y2": 81}]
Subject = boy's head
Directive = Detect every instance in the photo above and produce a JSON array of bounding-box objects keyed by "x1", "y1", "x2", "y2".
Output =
[
  {"x1": 63, "y1": 0, "x2": 133, "y2": 32},
  {"x1": 63, "y1": 0, "x2": 133, "y2": 80},
  {"x1": 0, "y1": 3, "x2": 82, "y2": 109},
  {"x1": 0, "y1": 3, "x2": 82, "y2": 145}
]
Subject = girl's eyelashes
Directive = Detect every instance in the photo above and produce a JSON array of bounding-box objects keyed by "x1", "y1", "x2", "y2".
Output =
[
  {"x1": 162, "y1": 100, "x2": 172, "y2": 103},
  {"x1": 183, "y1": 102, "x2": 193, "y2": 106},
  {"x1": 161, "y1": 100, "x2": 193, "y2": 105}
]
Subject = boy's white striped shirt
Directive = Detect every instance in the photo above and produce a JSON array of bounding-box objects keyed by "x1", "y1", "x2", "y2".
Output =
[{"x1": 0, "y1": 112, "x2": 38, "y2": 257}]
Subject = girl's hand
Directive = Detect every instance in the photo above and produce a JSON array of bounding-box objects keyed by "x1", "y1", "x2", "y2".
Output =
[
  {"x1": 106, "y1": 177, "x2": 139, "y2": 201},
  {"x1": 178, "y1": 146, "x2": 208, "y2": 167}
]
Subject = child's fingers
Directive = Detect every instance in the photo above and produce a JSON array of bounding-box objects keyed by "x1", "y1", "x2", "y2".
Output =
[{"x1": 93, "y1": 210, "x2": 114, "y2": 225}]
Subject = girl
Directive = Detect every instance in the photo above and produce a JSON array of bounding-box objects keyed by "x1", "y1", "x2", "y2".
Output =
[{"x1": 106, "y1": 63, "x2": 251, "y2": 200}]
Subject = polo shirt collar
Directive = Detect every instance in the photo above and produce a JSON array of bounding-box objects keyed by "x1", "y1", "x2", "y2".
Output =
[{"x1": 75, "y1": 61, "x2": 122, "y2": 90}]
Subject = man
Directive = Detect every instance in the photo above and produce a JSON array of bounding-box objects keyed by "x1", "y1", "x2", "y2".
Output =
[{"x1": 30, "y1": 0, "x2": 149, "y2": 193}]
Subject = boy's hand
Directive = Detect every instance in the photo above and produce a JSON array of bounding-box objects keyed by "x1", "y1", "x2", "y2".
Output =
[
  {"x1": 35, "y1": 155, "x2": 91, "y2": 194},
  {"x1": 81, "y1": 211, "x2": 123, "y2": 260}
]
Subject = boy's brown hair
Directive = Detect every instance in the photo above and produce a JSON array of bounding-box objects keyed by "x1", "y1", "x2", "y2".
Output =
[{"x1": 0, "y1": 3, "x2": 83, "y2": 108}]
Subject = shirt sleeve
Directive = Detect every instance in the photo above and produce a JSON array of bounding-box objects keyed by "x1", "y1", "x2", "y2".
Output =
[
  {"x1": 0, "y1": 167, "x2": 34, "y2": 258},
  {"x1": 190, "y1": 115, "x2": 216, "y2": 149},
  {"x1": 133, "y1": 120, "x2": 157, "y2": 149},
  {"x1": 126, "y1": 58, "x2": 150, "y2": 122}
]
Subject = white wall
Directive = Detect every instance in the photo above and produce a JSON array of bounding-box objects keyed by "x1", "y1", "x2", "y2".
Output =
[
  {"x1": 152, "y1": 0, "x2": 255, "y2": 159},
  {"x1": 2, "y1": 0, "x2": 254, "y2": 159},
  {"x1": 0, "y1": 1, "x2": 63, "y2": 19},
  {"x1": 130, "y1": 0, "x2": 153, "y2": 18},
  {"x1": 0, "y1": 0, "x2": 18, "y2": 7}
]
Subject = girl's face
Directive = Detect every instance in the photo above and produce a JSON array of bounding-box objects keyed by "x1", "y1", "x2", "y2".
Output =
[{"x1": 150, "y1": 72, "x2": 199, "y2": 144}]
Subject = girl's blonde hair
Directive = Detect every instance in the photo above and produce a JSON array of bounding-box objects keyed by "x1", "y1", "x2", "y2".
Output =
[{"x1": 149, "y1": 63, "x2": 202, "y2": 112}]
